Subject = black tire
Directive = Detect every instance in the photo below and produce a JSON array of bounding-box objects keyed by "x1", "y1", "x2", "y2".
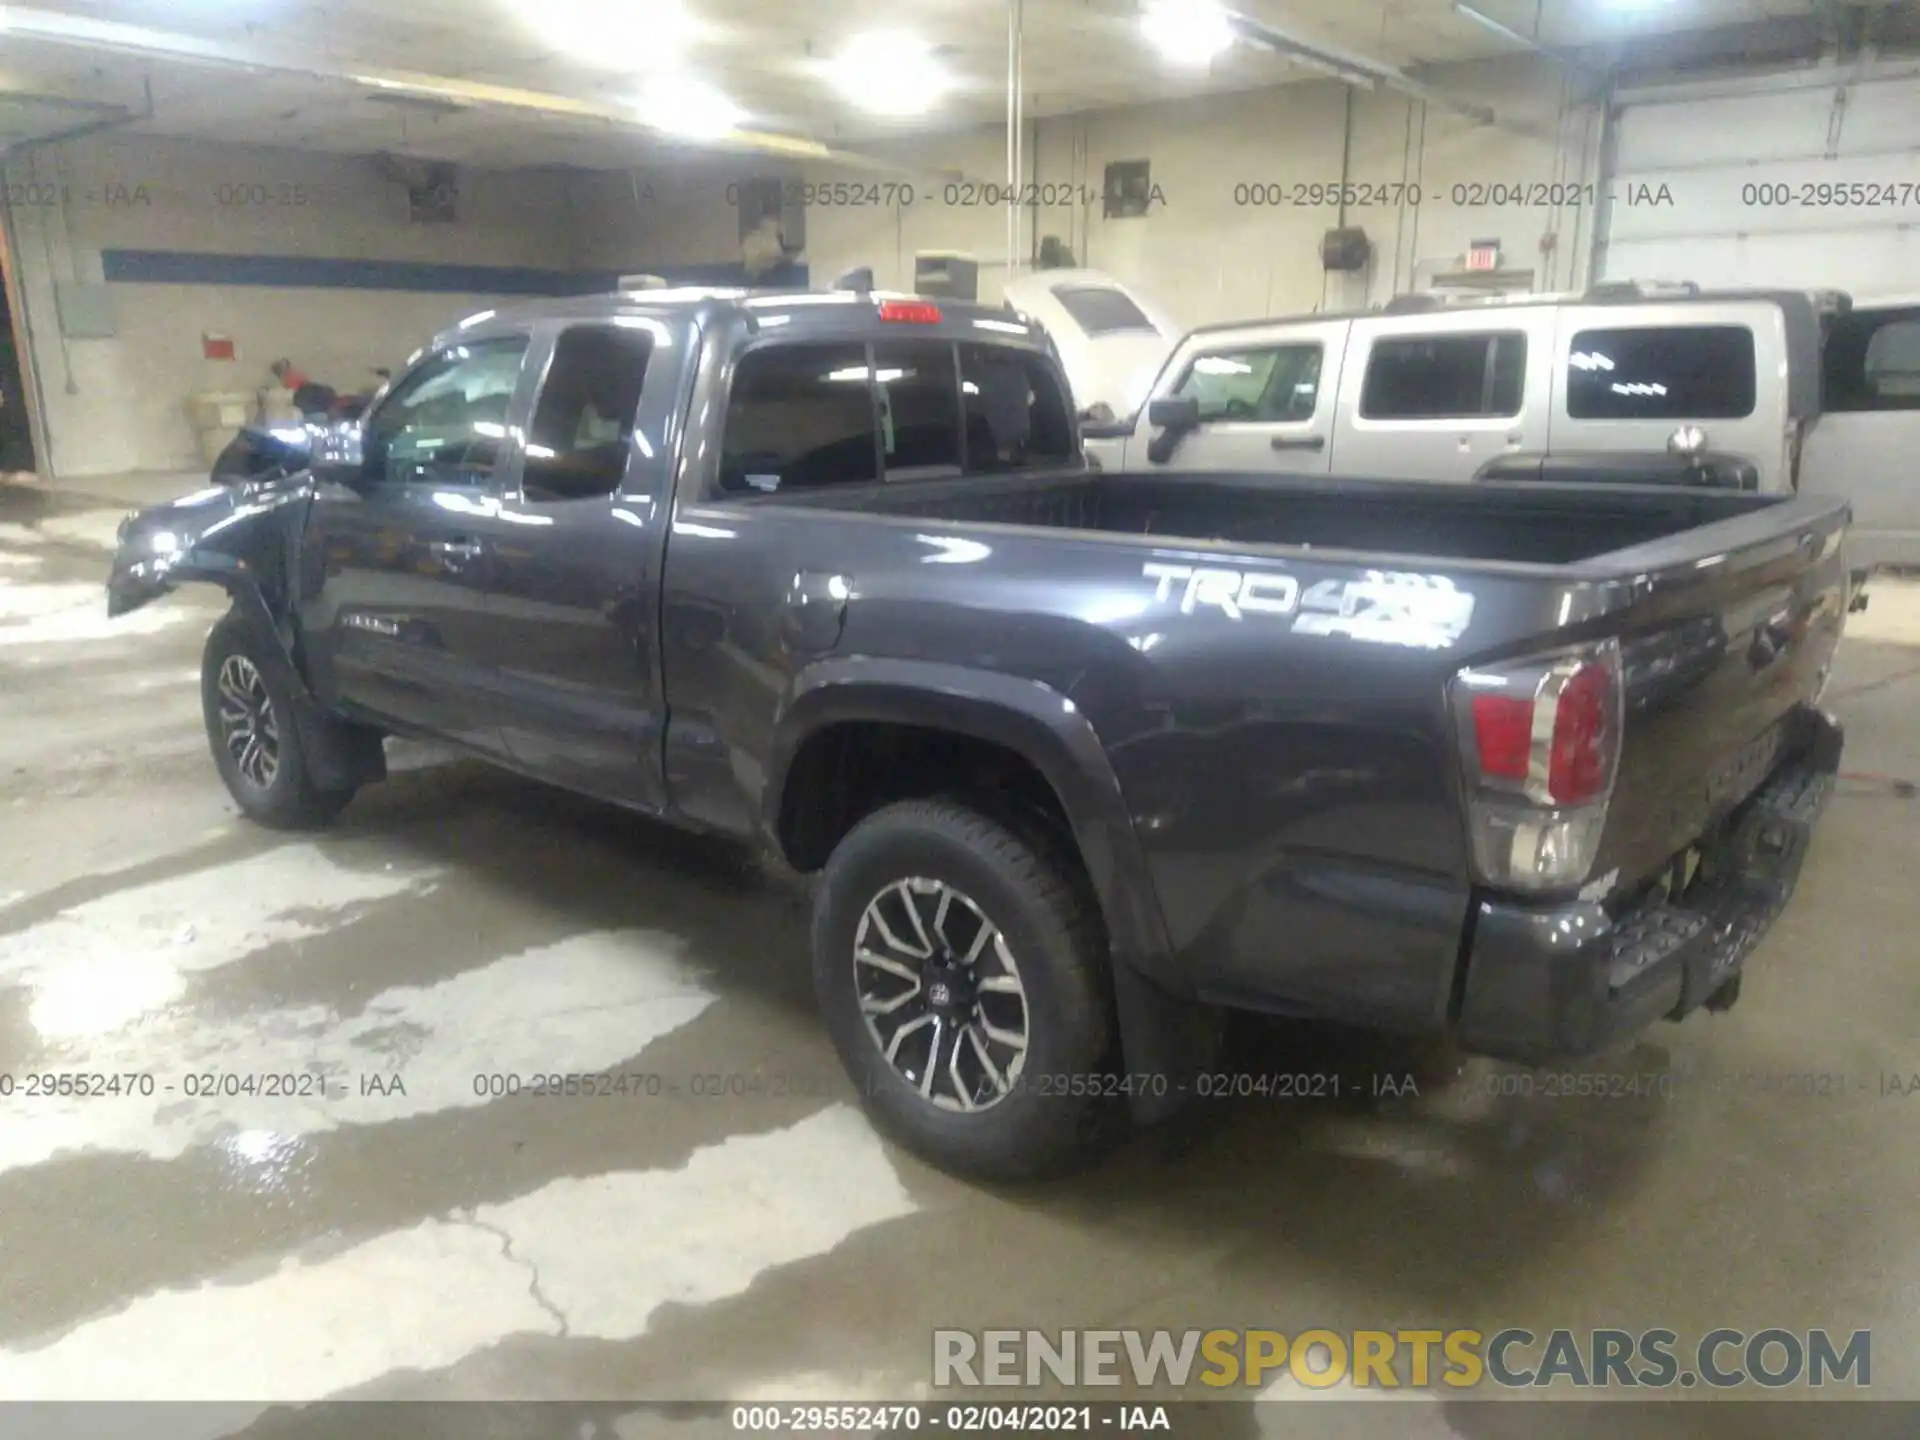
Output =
[
  {"x1": 812, "y1": 798, "x2": 1117, "y2": 1181},
  {"x1": 201, "y1": 611, "x2": 356, "y2": 829}
]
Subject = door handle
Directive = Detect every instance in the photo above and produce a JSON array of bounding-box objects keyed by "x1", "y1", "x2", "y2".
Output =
[
  {"x1": 1270, "y1": 435, "x2": 1326, "y2": 452},
  {"x1": 430, "y1": 538, "x2": 484, "y2": 560}
]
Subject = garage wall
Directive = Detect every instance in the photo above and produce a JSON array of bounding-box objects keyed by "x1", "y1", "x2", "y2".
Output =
[
  {"x1": 562, "y1": 53, "x2": 1600, "y2": 333},
  {"x1": 802, "y1": 53, "x2": 1602, "y2": 329},
  {"x1": 1, "y1": 50, "x2": 1608, "y2": 478},
  {"x1": 1598, "y1": 59, "x2": 1920, "y2": 294},
  {"x1": 4, "y1": 133, "x2": 579, "y2": 477},
  {"x1": 566, "y1": 158, "x2": 792, "y2": 272}
]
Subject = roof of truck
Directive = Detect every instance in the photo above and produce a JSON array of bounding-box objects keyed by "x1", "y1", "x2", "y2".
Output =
[
  {"x1": 418, "y1": 288, "x2": 1058, "y2": 369},
  {"x1": 1174, "y1": 285, "x2": 1841, "y2": 342},
  {"x1": 444, "y1": 287, "x2": 1036, "y2": 333}
]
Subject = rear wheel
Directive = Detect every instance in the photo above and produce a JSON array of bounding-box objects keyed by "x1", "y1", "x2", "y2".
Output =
[
  {"x1": 201, "y1": 612, "x2": 356, "y2": 829},
  {"x1": 812, "y1": 798, "x2": 1117, "y2": 1181}
]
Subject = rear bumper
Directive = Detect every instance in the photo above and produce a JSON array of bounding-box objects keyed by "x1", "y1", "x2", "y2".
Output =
[{"x1": 1454, "y1": 706, "x2": 1843, "y2": 1065}]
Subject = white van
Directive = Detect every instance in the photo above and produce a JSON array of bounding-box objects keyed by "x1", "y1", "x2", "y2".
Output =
[{"x1": 1087, "y1": 284, "x2": 1920, "y2": 573}]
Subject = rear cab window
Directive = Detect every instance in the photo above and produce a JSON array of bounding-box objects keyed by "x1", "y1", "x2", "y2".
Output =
[
  {"x1": 716, "y1": 337, "x2": 1075, "y2": 496},
  {"x1": 959, "y1": 344, "x2": 1075, "y2": 473},
  {"x1": 1359, "y1": 332, "x2": 1527, "y2": 420},
  {"x1": 1564, "y1": 325, "x2": 1756, "y2": 420},
  {"x1": 718, "y1": 343, "x2": 879, "y2": 494}
]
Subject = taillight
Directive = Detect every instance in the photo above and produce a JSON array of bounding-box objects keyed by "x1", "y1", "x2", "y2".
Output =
[
  {"x1": 1469, "y1": 694, "x2": 1533, "y2": 783},
  {"x1": 1450, "y1": 641, "x2": 1623, "y2": 892},
  {"x1": 878, "y1": 300, "x2": 942, "y2": 324},
  {"x1": 1546, "y1": 660, "x2": 1613, "y2": 804}
]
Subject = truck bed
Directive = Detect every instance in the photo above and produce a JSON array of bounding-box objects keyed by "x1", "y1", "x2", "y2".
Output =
[{"x1": 787, "y1": 470, "x2": 1785, "y2": 568}]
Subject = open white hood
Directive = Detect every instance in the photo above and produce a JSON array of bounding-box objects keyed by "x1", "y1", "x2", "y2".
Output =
[{"x1": 1000, "y1": 270, "x2": 1179, "y2": 420}]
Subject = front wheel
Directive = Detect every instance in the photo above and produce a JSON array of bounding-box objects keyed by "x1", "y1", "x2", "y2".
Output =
[
  {"x1": 201, "y1": 612, "x2": 356, "y2": 829},
  {"x1": 811, "y1": 799, "x2": 1118, "y2": 1181}
]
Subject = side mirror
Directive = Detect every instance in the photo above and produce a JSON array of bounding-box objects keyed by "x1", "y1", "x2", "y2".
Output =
[
  {"x1": 1145, "y1": 395, "x2": 1200, "y2": 463},
  {"x1": 310, "y1": 422, "x2": 370, "y2": 486},
  {"x1": 1148, "y1": 395, "x2": 1201, "y2": 431},
  {"x1": 1077, "y1": 401, "x2": 1134, "y2": 441}
]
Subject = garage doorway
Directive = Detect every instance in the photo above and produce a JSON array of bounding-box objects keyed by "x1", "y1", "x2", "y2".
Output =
[
  {"x1": 1596, "y1": 63, "x2": 1920, "y2": 293},
  {"x1": 0, "y1": 208, "x2": 41, "y2": 477}
]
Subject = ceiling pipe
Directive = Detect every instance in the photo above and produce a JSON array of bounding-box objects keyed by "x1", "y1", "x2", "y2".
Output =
[
  {"x1": 1224, "y1": 8, "x2": 1500, "y2": 126},
  {"x1": 1449, "y1": 2, "x2": 1610, "y2": 96},
  {"x1": 1, "y1": 78, "x2": 156, "y2": 157},
  {"x1": 1451, "y1": 2, "x2": 1565, "y2": 63},
  {"x1": 0, "y1": 4, "x2": 961, "y2": 180},
  {"x1": 1206, "y1": 4, "x2": 1573, "y2": 136}
]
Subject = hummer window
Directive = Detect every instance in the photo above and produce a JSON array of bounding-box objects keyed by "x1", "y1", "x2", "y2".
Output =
[
  {"x1": 1565, "y1": 325, "x2": 1756, "y2": 420},
  {"x1": 1823, "y1": 309, "x2": 1920, "y2": 413},
  {"x1": 1360, "y1": 332, "x2": 1526, "y2": 421},
  {"x1": 1173, "y1": 344, "x2": 1322, "y2": 423}
]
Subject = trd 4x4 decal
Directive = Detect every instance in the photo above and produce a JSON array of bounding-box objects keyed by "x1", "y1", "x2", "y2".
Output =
[{"x1": 1142, "y1": 563, "x2": 1475, "y2": 648}]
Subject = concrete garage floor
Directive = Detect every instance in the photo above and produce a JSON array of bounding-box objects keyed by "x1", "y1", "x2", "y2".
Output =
[{"x1": 2, "y1": 478, "x2": 1918, "y2": 1437}]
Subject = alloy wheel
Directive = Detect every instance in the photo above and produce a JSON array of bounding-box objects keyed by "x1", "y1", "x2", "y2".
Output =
[
  {"x1": 216, "y1": 654, "x2": 281, "y2": 791},
  {"x1": 853, "y1": 877, "x2": 1031, "y2": 1112}
]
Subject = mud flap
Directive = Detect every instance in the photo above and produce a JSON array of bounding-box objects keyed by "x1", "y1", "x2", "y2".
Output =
[{"x1": 1110, "y1": 957, "x2": 1226, "y2": 1125}]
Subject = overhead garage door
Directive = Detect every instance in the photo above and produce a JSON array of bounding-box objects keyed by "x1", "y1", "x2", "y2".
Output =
[{"x1": 1596, "y1": 64, "x2": 1920, "y2": 297}]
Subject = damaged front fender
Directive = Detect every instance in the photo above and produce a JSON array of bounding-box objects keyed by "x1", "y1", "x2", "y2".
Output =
[
  {"x1": 105, "y1": 475, "x2": 385, "y2": 794},
  {"x1": 106, "y1": 477, "x2": 314, "y2": 619}
]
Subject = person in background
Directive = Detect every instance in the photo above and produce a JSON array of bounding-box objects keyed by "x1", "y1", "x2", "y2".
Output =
[{"x1": 270, "y1": 358, "x2": 338, "y2": 419}]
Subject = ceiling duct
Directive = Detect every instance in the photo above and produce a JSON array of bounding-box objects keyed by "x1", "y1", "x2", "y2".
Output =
[{"x1": 1201, "y1": 4, "x2": 1559, "y2": 136}]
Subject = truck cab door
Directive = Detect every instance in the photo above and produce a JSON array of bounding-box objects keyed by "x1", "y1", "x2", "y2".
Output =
[
  {"x1": 481, "y1": 317, "x2": 677, "y2": 810},
  {"x1": 1330, "y1": 310, "x2": 1552, "y2": 482},
  {"x1": 300, "y1": 334, "x2": 531, "y2": 753},
  {"x1": 1129, "y1": 320, "x2": 1348, "y2": 474},
  {"x1": 1802, "y1": 303, "x2": 1920, "y2": 571}
]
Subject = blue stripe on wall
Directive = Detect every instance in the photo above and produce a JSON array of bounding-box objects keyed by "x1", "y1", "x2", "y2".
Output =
[{"x1": 99, "y1": 249, "x2": 808, "y2": 294}]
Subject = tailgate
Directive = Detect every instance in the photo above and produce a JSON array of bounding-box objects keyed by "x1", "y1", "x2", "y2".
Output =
[{"x1": 1589, "y1": 497, "x2": 1848, "y2": 895}]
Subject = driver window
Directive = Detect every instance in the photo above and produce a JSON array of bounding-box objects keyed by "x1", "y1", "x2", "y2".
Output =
[
  {"x1": 364, "y1": 337, "x2": 530, "y2": 486},
  {"x1": 1174, "y1": 343, "x2": 1322, "y2": 423}
]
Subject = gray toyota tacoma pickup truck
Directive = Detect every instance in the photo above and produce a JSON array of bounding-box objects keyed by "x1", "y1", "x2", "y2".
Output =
[{"x1": 107, "y1": 285, "x2": 1849, "y2": 1181}]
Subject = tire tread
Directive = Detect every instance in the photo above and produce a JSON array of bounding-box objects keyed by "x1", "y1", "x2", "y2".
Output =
[
  {"x1": 202, "y1": 611, "x2": 356, "y2": 830},
  {"x1": 812, "y1": 797, "x2": 1117, "y2": 1181}
]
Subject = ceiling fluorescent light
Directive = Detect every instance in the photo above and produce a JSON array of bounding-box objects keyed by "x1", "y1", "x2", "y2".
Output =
[
  {"x1": 1141, "y1": 0, "x2": 1237, "y2": 66},
  {"x1": 512, "y1": 0, "x2": 698, "y2": 71},
  {"x1": 634, "y1": 75, "x2": 746, "y2": 139},
  {"x1": 829, "y1": 33, "x2": 951, "y2": 117}
]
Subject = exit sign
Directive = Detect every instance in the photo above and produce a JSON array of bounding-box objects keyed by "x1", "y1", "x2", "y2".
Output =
[{"x1": 1464, "y1": 241, "x2": 1501, "y2": 272}]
